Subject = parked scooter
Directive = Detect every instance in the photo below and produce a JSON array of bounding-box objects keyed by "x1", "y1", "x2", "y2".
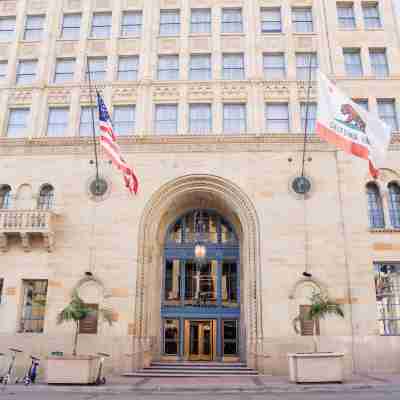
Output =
[
  {"x1": 95, "y1": 352, "x2": 110, "y2": 385},
  {"x1": 0, "y1": 348, "x2": 23, "y2": 386},
  {"x1": 17, "y1": 356, "x2": 40, "y2": 385}
]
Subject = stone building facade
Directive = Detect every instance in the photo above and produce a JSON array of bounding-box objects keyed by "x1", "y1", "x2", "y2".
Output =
[{"x1": 1, "y1": 0, "x2": 400, "y2": 377}]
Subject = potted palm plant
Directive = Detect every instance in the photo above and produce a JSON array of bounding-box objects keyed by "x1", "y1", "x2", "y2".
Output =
[
  {"x1": 46, "y1": 290, "x2": 113, "y2": 384},
  {"x1": 288, "y1": 292, "x2": 345, "y2": 383}
]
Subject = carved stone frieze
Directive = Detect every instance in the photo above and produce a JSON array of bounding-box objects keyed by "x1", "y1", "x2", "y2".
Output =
[
  {"x1": 56, "y1": 41, "x2": 77, "y2": 56},
  {"x1": 80, "y1": 85, "x2": 106, "y2": 103},
  {"x1": 112, "y1": 86, "x2": 138, "y2": 101},
  {"x1": 27, "y1": 0, "x2": 48, "y2": 12},
  {"x1": 118, "y1": 39, "x2": 140, "y2": 53},
  {"x1": 125, "y1": 0, "x2": 142, "y2": 7},
  {"x1": 18, "y1": 43, "x2": 41, "y2": 58},
  {"x1": 158, "y1": 38, "x2": 179, "y2": 53},
  {"x1": 48, "y1": 88, "x2": 72, "y2": 104},
  {"x1": 64, "y1": 0, "x2": 81, "y2": 10},
  {"x1": 221, "y1": 83, "x2": 248, "y2": 99},
  {"x1": 87, "y1": 40, "x2": 108, "y2": 54},
  {"x1": 262, "y1": 81, "x2": 290, "y2": 98},
  {"x1": 8, "y1": 89, "x2": 33, "y2": 105},
  {"x1": 152, "y1": 85, "x2": 180, "y2": 101},
  {"x1": 295, "y1": 36, "x2": 315, "y2": 50},
  {"x1": 297, "y1": 81, "x2": 317, "y2": 99},
  {"x1": 187, "y1": 84, "x2": 214, "y2": 100},
  {"x1": 0, "y1": 1, "x2": 16, "y2": 14}
]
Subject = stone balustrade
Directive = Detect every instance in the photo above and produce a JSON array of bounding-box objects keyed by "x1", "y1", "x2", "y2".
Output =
[{"x1": 0, "y1": 209, "x2": 56, "y2": 252}]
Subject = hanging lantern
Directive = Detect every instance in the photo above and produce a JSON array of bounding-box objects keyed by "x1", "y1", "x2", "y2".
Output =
[
  {"x1": 193, "y1": 209, "x2": 207, "y2": 261},
  {"x1": 194, "y1": 243, "x2": 207, "y2": 260}
]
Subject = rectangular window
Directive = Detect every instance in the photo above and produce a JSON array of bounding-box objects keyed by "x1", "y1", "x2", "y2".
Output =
[
  {"x1": 113, "y1": 105, "x2": 135, "y2": 135},
  {"x1": 292, "y1": 7, "x2": 313, "y2": 33},
  {"x1": 263, "y1": 53, "x2": 285, "y2": 79},
  {"x1": 90, "y1": 12, "x2": 112, "y2": 39},
  {"x1": 0, "y1": 16, "x2": 16, "y2": 41},
  {"x1": 223, "y1": 103, "x2": 246, "y2": 134},
  {"x1": 20, "y1": 280, "x2": 48, "y2": 333},
  {"x1": 337, "y1": 3, "x2": 356, "y2": 29},
  {"x1": 86, "y1": 57, "x2": 107, "y2": 81},
  {"x1": 118, "y1": 56, "x2": 138, "y2": 81},
  {"x1": 61, "y1": 13, "x2": 81, "y2": 40},
  {"x1": 158, "y1": 55, "x2": 179, "y2": 80},
  {"x1": 261, "y1": 8, "x2": 282, "y2": 33},
  {"x1": 0, "y1": 279, "x2": 3, "y2": 304},
  {"x1": 375, "y1": 263, "x2": 400, "y2": 335},
  {"x1": 189, "y1": 103, "x2": 212, "y2": 134},
  {"x1": 377, "y1": 99, "x2": 398, "y2": 132},
  {"x1": 222, "y1": 261, "x2": 238, "y2": 305},
  {"x1": 0, "y1": 61, "x2": 7, "y2": 81},
  {"x1": 164, "y1": 260, "x2": 181, "y2": 301},
  {"x1": 16, "y1": 60, "x2": 37, "y2": 85},
  {"x1": 189, "y1": 54, "x2": 211, "y2": 80},
  {"x1": 299, "y1": 305, "x2": 320, "y2": 336},
  {"x1": 362, "y1": 2, "x2": 381, "y2": 29},
  {"x1": 296, "y1": 53, "x2": 318, "y2": 80},
  {"x1": 223, "y1": 320, "x2": 239, "y2": 356},
  {"x1": 47, "y1": 107, "x2": 69, "y2": 137},
  {"x1": 301, "y1": 102, "x2": 317, "y2": 134},
  {"x1": 221, "y1": 8, "x2": 243, "y2": 33},
  {"x1": 54, "y1": 58, "x2": 75, "y2": 83},
  {"x1": 222, "y1": 53, "x2": 244, "y2": 80},
  {"x1": 163, "y1": 319, "x2": 179, "y2": 355},
  {"x1": 7, "y1": 108, "x2": 30, "y2": 137},
  {"x1": 155, "y1": 104, "x2": 178, "y2": 134},
  {"x1": 79, "y1": 106, "x2": 100, "y2": 136},
  {"x1": 191, "y1": 8, "x2": 211, "y2": 33},
  {"x1": 343, "y1": 48, "x2": 363, "y2": 77},
  {"x1": 370, "y1": 48, "x2": 389, "y2": 77},
  {"x1": 265, "y1": 103, "x2": 289, "y2": 133},
  {"x1": 24, "y1": 15, "x2": 45, "y2": 41},
  {"x1": 79, "y1": 304, "x2": 98, "y2": 334},
  {"x1": 121, "y1": 11, "x2": 142, "y2": 37},
  {"x1": 160, "y1": 9, "x2": 180, "y2": 36},
  {"x1": 353, "y1": 98, "x2": 369, "y2": 110}
]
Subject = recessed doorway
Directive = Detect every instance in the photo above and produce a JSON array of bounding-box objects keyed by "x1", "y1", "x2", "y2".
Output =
[{"x1": 185, "y1": 320, "x2": 215, "y2": 361}]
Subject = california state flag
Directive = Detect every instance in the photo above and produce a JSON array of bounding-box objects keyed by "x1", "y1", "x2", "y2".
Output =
[{"x1": 316, "y1": 71, "x2": 391, "y2": 177}]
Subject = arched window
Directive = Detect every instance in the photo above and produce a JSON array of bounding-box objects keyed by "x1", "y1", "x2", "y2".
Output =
[
  {"x1": 388, "y1": 182, "x2": 400, "y2": 228},
  {"x1": 366, "y1": 182, "x2": 385, "y2": 228},
  {"x1": 38, "y1": 184, "x2": 54, "y2": 210},
  {"x1": 0, "y1": 185, "x2": 12, "y2": 209}
]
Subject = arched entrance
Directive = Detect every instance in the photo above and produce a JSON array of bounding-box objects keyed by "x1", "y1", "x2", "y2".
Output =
[
  {"x1": 134, "y1": 175, "x2": 262, "y2": 367},
  {"x1": 162, "y1": 209, "x2": 240, "y2": 361}
]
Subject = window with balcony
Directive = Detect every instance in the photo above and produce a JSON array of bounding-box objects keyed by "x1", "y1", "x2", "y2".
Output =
[
  {"x1": 337, "y1": 3, "x2": 356, "y2": 29},
  {"x1": 296, "y1": 52, "x2": 317, "y2": 80},
  {"x1": 292, "y1": 7, "x2": 313, "y2": 33},
  {"x1": 189, "y1": 103, "x2": 212, "y2": 135},
  {"x1": 343, "y1": 48, "x2": 363, "y2": 77},
  {"x1": 61, "y1": 13, "x2": 81, "y2": 40},
  {"x1": 0, "y1": 16, "x2": 16, "y2": 41},
  {"x1": 91, "y1": 13, "x2": 112, "y2": 39},
  {"x1": 121, "y1": 11, "x2": 142, "y2": 37},
  {"x1": 86, "y1": 57, "x2": 107, "y2": 81},
  {"x1": 113, "y1": 105, "x2": 136, "y2": 135},
  {"x1": 375, "y1": 263, "x2": 400, "y2": 335},
  {"x1": 301, "y1": 102, "x2": 317, "y2": 134},
  {"x1": 38, "y1": 184, "x2": 54, "y2": 210},
  {"x1": 377, "y1": 99, "x2": 398, "y2": 132},
  {"x1": 47, "y1": 108, "x2": 69, "y2": 137},
  {"x1": 20, "y1": 280, "x2": 48, "y2": 333},
  {"x1": 0, "y1": 61, "x2": 7, "y2": 81},
  {"x1": 362, "y1": 2, "x2": 381, "y2": 29},
  {"x1": 261, "y1": 8, "x2": 282, "y2": 33},
  {"x1": 221, "y1": 8, "x2": 243, "y2": 33},
  {"x1": 7, "y1": 108, "x2": 30, "y2": 138},
  {"x1": 118, "y1": 56, "x2": 139, "y2": 80},
  {"x1": 0, "y1": 185, "x2": 12, "y2": 209},
  {"x1": 266, "y1": 103, "x2": 289, "y2": 133},
  {"x1": 366, "y1": 182, "x2": 385, "y2": 228},
  {"x1": 370, "y1": 48, "x2": 389, "y2": 77},
  {"x1": 191, "y1": 9, "x2": 211, "y2": 33},
  {"x1": 223, "y1": 103, "x2": 246, "y2": 134},
  {"x1": 158, "y1": 55, "x2": 179, "y2": 80},
  {"x1": 79, "y1": 106, "x2": 100, "y2": 137},
  {"x1": 155, "y1": 104, "x2": 178, "y2": 134},
  {"x1": 263, "y1": 53, "x2": 285, "y2": 79},
  {"x1": 54, "y1": 58, "x2": 75, "y2": 83},
  {"x1": 24, "y1": 15, "x2": 45, "y2": 41},
  {"x1": 222, "y1": 53, "x2": 244, "y2": 80},
  {"x1": 189, "y1": 54, "x2": 211, "y2": 80},
  {"x1": 16, "y1": 59, "x2": 37, "y2": 85},
  {"x1": 160, "y1": 10, "x2": 180, "y2": 36}
]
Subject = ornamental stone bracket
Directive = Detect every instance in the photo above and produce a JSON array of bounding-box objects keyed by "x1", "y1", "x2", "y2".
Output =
[{"x1": 0, "y1": 210, "x2": 56, "y2": 252}]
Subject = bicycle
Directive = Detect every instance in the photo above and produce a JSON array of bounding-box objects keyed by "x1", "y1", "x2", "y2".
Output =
[
  {"x1": 18, "y1": 356, "x2": 40, "y2": 385},
  {"x1": 95, "y1": 352, "x2": 110, "y2": 385},
  {"x1": 0, "y1": 348, "x2": 23, "y2": 386}
]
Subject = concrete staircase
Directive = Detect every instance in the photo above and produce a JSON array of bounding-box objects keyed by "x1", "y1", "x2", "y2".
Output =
[{"x1": 124, "y1": 361, "x2": 258, "y2": 378}]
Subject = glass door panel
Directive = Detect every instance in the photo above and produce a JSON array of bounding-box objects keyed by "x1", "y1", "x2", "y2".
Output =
[
  {"x1": 185, "y1": 320, "x2": 215, "y2": 361},
  {"x1": 223, "y1": 320, "x2": 239, "y2": 357},
  {"x1": 164, "y1": 259, "x2": 180, "y2": 302},
  {"x1": 163, "y1": 319, "x2": 179, "y2": 355},
  {"x1": 222, "y1": 261, "x2": 238, "y2": 306}
]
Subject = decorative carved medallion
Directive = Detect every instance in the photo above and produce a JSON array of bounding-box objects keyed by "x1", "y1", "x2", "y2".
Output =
[
  {"x1": 8, "y1": 89, "x2": 33, "y2": 105},
  {"x1": 152, "y1": 85, "x2": 180, "y2": 100},
  {"x1": 263, "y1": 82, "x2": 290, "y2": 98},
  {"x1": 48, "y1": 88, "x2": 72, "y2": 104}
]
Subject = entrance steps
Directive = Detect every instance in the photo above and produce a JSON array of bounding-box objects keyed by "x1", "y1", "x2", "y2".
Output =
[{"x1": 124, "y1": 361, "x2": 258, "y2": 378}]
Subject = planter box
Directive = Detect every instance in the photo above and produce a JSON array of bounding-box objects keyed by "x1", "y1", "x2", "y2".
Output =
[
  {"x1": 288, "y1": 353, "x2": 344, "y2": 383},
  {"x1": 46, "y1": 356, "x2": 99, "y2": 384}
]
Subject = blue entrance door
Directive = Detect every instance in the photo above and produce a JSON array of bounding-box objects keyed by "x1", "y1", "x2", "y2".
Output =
[{"x1": 161, "y1": 209, "x2": 240, "y2": 361}]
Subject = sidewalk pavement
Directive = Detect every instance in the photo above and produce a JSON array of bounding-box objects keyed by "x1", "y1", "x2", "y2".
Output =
[{"x1": 4, "y1": 373, "x2": 400, "y2": 394}]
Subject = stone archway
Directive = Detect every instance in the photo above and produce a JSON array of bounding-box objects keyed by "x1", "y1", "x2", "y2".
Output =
[{"x1": 133, "y1": 174, "x2": 262, "y2": 366}]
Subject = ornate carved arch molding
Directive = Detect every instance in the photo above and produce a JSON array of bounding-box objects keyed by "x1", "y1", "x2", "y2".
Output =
[
  {"x1": 73, "y1": 275, "x2": 111, "y2": 299},
  {"x1": 134, "y1": 174, "x2": 263, "y2": 346},
  {"x1": 288, "y1": 277, "x2": 329, "y2": 300}
]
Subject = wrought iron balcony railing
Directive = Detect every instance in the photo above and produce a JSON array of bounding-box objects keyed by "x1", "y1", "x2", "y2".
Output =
[{"x1": 0, "y1": 209, "x2": 56, "y2": 252}]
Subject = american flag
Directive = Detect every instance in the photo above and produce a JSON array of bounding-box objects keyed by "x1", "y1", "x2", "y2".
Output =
[{"x1": 97, "y1": 91, "x2": 139, "y2": 194}]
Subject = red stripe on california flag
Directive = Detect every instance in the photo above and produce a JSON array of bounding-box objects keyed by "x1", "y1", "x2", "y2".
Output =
[{"x1": 316, "y1": 122, "x2": 369, "y2": 160}]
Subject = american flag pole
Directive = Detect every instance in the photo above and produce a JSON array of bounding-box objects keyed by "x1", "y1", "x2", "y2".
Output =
[{"x1": 86, "y1": 58, "x2": 101, "y2": 193}]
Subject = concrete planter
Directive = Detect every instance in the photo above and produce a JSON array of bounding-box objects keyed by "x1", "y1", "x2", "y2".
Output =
[
  {"x1": 46, "y1": 356, "x2": 99, "y2": 384},
  {"x1": 288, "y1": 353, "x2": 344, "y2": 383}
]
